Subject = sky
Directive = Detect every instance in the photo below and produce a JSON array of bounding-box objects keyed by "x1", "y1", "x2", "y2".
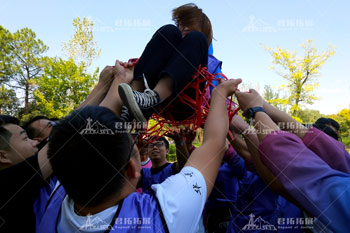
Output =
[{"x1": 1, "y1": 0, "x2": 349, "y2": 115}]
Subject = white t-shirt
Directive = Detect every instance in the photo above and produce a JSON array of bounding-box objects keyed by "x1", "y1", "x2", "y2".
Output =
[{"x1": 57, "y1": 166, "x2": 206, "y2": 233}]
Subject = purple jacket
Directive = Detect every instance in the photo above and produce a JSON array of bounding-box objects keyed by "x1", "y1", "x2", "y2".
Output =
[
  {"x1": 37, "y1": 184, "x2": 168, "y2": 233},
  {"x1": 259, "y1": 130, "x2": 350, "y2": 232}
]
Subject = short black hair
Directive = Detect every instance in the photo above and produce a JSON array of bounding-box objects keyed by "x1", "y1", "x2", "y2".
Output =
[
  {"x1": 22, "y1": 116, "x2": 49, "y2": 139},
  {"x1": 0, "y1": 115, "x2": 20, "y2": 151},
  {"x1": 314, "y1": 117, "x2": 340, "y2": 130},
  {"x1": 48, "y1": 106, "x2": 134, "y2": 206},
  {"x1": 314, "y1": 117, "x2": 340, "y2": 140}
]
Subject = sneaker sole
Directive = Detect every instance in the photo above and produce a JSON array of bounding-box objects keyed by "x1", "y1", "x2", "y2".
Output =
[{"x1": 118, "y1": 83, "x2": 147, "y2": 123}]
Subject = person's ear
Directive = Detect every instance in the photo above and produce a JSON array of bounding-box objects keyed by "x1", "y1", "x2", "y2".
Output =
[
  {"x1": 126, "y1": 157, "x2": 140, "y2": 180},
  {"x1": 0, "y1": 151, "x2": 12, "y2": 165}
]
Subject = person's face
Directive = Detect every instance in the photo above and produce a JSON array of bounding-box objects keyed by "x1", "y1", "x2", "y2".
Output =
[
  {"x1": 30, "y1": 119, "x2": 55, "y2": 141},
  {"x1": 0, "y1": 124, "x2": 38, "y2": 167},
  {"x1": 147, "y1": 140, "x2": 169, "y2": 162},
  {"x1": 178, "y1": 23, "x2": 201, "y2": 37}
]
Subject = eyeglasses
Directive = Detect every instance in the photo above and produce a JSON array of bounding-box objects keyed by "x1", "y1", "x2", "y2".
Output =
[{"x1": 148, "y1": 141, "x2": 164, "y2": 148}]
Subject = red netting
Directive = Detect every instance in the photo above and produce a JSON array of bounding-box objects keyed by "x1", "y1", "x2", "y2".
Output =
[{"x1": 138, "y1": 66, "x2": 240, "y2": 142}]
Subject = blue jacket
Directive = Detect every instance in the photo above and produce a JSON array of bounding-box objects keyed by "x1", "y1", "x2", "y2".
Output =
[
  {"x1": 228, "y1": 171, "x2": 302, "y2": 233},
  {"x1": 141, "y1": 163, "x2": 174, "y2": 193},
  {"x1": 208, "y1": 43, "x2": 224, "y2": 92}
]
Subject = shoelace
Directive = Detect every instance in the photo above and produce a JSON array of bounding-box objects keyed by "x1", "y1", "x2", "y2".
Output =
[{"x1": 133, "y1": 74, "x2": 159, "y2": 108}]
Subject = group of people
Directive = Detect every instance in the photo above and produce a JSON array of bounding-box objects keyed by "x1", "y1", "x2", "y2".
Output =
[{"x1": 1, "y1": 3, "x2": 349, "y2": 233}]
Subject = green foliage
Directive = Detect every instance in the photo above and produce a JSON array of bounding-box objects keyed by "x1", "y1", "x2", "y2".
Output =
[
  {"x1": 63, "y1": 17, "x2": 101, "y2": 67},
  {"x1": 263, "y1": 85, "x2": 288, "y2": 111},
  {"x1": 167, "y1": 144, "x2": 177, "y2": 162},
  {"x1": 0, "y1": 26, "x2": 48, "y2": 114},
  {"x1": 297, "y1": 109, "x2": 325, "y2": 124},
  {"x1": 0, "y1": 26, "x2": 13, "y2": 83},
  {"x1": 328, "y1": 108, "x2": 350, "y2": 148},
  {"x1": 0, "y1": 85, "x2": 19, "y2": 115},
  {"x1": 1, "y1": 20, "x2": 101, "y2": 120},
  {"x1": 29, "y1": 57, "x2": 98, "y2": 119},
  {"x1": 265, "y1": 40, "x2": 336, "y2": 116}
]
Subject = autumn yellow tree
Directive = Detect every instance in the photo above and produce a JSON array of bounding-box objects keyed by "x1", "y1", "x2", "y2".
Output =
[{"x1": 265, "y1": 40, "x2": 336, "y2": 117}]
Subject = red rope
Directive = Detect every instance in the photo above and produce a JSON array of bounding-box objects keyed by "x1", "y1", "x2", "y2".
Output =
[{"x1": 139, "y1": 66, "x2": 240, "y2": 142}]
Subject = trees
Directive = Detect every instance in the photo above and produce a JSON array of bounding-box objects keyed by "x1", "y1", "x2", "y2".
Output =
[
  {"x1": 0, "y1": 85, "x2": 19, "y2": 115},
  {"x1": 265, "y1": 40, "x2": 336, "y2": 117},
  {"x1": 30, "y1": 16, "x2": 101, "y2": 119},
  {"x1": 297, "y1": 109, "x2": 324, "y2": 124},
  {"x1": 62, "y1": 17, "x2": 101, "y2": 68},
  {"x1": 31, "y1": 57, "x2": 98, "y2": 119},
  {"x1": 0, "y1": 26, "x2": 48, "y2": 114},
  {"x1": 329, "y1": 108, "x2": 350, "y2": 148},
  {"x1": 263, "y1": 85, "x2": 288, "y2": 112},
  {"x1": 1, "y1": 17, "x2": 101, "y2": 120}
]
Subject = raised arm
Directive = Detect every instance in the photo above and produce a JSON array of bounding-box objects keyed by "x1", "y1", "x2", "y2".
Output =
[
  {"x1": 263, "y1": 94, "x2": 350, "y2": 173},
  {"x1": 185, "y1": 78, "x2": 241, "y2": 199},
  {"x1": 99, "y1": 60, "x2": 134, "y2": 115},
  {"x1": 233, "y1": 90, "x2": 306, "y2": 209},
  {"x1": 166, "y1": 128, "x2": 194, "y2": 174},
  {"x1": 37, "y1": 61, "x2": 133, "y2": 180},
  {"x1": 77, "y1": 66, "x2": 115, "y2": 109},
  {"x1": 262, "y1": 99, "x2": 308, "y2": 139}
]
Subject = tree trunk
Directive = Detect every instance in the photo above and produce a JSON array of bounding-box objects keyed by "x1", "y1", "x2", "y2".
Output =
[
  {"x1": 292, "y1": 95, "x2": 301, "y2": 116},
  {"x1": 24, "y1": 67, "x2": 30, "y2": 114}
]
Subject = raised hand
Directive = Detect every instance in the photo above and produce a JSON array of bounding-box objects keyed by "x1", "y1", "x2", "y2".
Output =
[
  {"x1": 113, "y1": 60, "x2": 134, "y2": 83},
  {"x1": 235, "y1": 89, "x2": 264, "y2": 112},
  {"x1": 98, "y1": 66, "x2": 114, "y2": 87},
  {"x1": 214, "y1": 78, "x2": 242, "y2": 97}
]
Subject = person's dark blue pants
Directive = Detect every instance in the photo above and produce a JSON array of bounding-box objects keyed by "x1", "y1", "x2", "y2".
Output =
[{"x1": 134, "y1": 24, "x2": 208, "y2": 95}]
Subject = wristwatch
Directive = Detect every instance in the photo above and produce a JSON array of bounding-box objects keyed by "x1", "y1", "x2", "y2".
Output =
[{"x1": 243, "y1": 107, "x2": 267, "y2": 119}]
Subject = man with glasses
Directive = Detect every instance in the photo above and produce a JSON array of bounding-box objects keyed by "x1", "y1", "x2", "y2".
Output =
[
  {"x1": 140, "y1": 137, "x2": 179, "y2": 193},
  {"x1": 36, "y1": 59, "x2": 242, "y2": 232}
]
